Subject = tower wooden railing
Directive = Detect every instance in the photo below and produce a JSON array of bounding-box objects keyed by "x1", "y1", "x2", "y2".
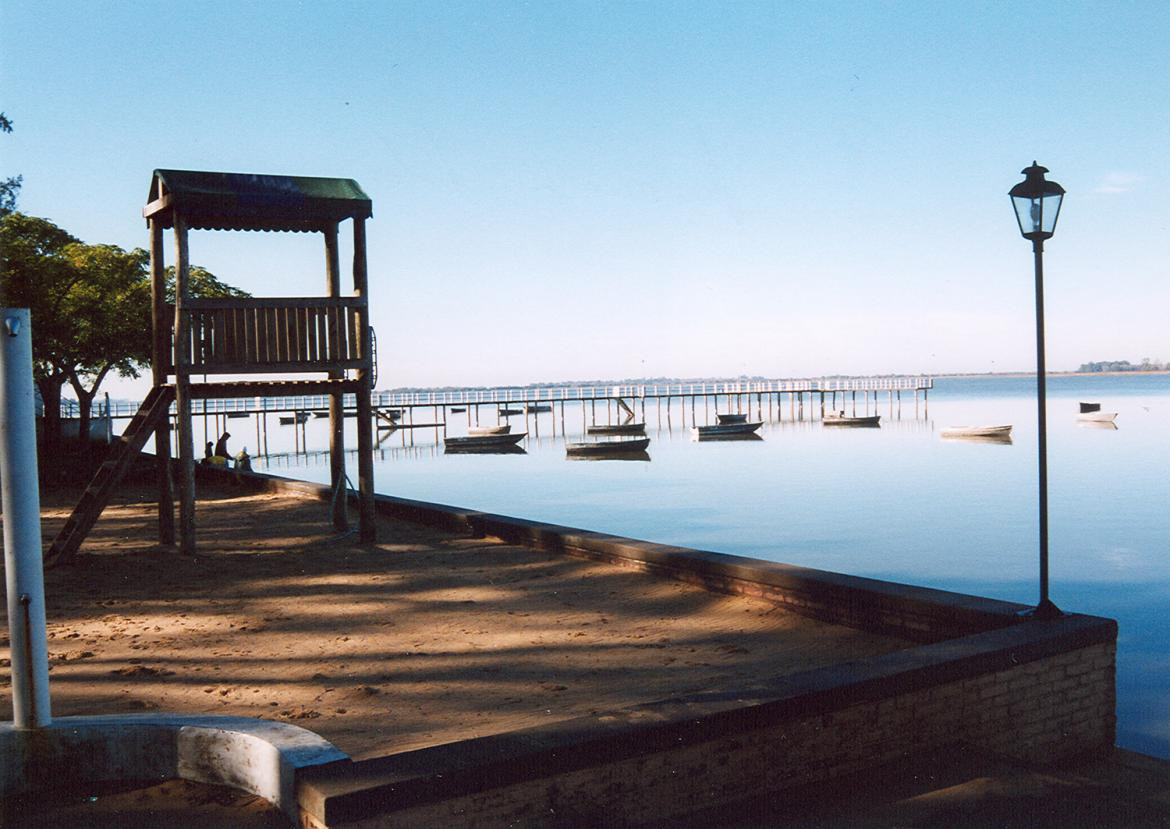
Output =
[{"x1": 162, "y1": 296, "x2": 366, "y2": 374}]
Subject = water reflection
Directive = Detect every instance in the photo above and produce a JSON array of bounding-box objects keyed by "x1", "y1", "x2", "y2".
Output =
[
  {"x1": 566, "y1": 450, "x2": 651, "y2": 462},
  {"x1": 691, "y1": 432, "x2": 765, "y2": 442},
  {"x1": 940, "y1": 434, "x2": 1014, "y2": 446},
  {"x1": 1077, "y1": 420, "x2": 1120, "y2": 431},
  {"x1": 443, "y1": 444, "x2": 527, "y2": 455}
]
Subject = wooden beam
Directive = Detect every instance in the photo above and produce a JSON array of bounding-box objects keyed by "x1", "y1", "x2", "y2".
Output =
[
  {"x1": 353, "y1": 217, "x2": 376, "y2": 542},
  {"x1": 183, "y1": 296, "x2": 365, "y2": 310},
  {"x1": 142, "y1": 193, "x2": 174, "y2": 220},
  {"x1": 325, "y1": 222, "x2": 347, "y2": 531},
  {"x1": 186, "y1": 379, "x2": 363, "y2": 399},
  {"x1": 184, "y1": 359, "x2": 365, "y2": 375},
  {"x1": 149, "y1": 219, "x2": 174, "y2": 545},
  {"x1": 173, "y1": 214, "x2": 196, "y2": 555}
]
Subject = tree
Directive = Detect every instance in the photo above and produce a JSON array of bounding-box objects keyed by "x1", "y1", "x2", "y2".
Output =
[
  {"x1": 61, "y1": 243, "x2": 153, "y2": 448},
  {"x1": 1, "y1": 112, "x2": 22, "y2": 214}
]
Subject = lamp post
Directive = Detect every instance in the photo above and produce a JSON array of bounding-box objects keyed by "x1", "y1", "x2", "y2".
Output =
[{"x1": 1009, "y1": 162, "x2": 1065, "y2": 619}]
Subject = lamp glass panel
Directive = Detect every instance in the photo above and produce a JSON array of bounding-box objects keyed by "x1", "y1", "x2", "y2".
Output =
[
  {"x1": 1013, "y1": 195, "x2": 1041, "y2": 236},
  {"x1": 1040, "y1": 191, "x2": 1063, "y2": 235}
]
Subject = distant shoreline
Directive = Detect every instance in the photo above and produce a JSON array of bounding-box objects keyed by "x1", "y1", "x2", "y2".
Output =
[
  {"x1": 89, "y1": 369, "x2": 1169, "y2": 408},
  {"x1": 937, "y1": 370, "x2": 1170, "y2": 380}
]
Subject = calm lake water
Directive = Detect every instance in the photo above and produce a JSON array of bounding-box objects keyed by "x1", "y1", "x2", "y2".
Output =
[{"x1": 248, "y1": 374, "x2": 1169, "y2": 758}]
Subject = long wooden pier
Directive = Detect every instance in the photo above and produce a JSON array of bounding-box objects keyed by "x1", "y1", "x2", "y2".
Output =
[
  {"x1": 94, "y1": 376, "x2": 933, "y2": 455},
  {"x1": 102, "y1": 376, "x2": 933, "y2": 418}
]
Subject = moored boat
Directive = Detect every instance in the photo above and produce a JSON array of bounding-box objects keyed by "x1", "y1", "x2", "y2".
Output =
[
  {"x1": 566, "y1": 437, "x2": 651, "y2": 456},
  {"x1": 586, "y1": 422, "x2": 646, "y2": 435},
  {"x1": 715, "y1": 413, "x2": 748, "y2": 424},
  {"x1": 692, "y1": 421, "x2": 763, "y2": 439},
  {"x1": 1077, "y1": 403, "x2": 1117, "y2": 423},
  {"x1": 823, "y1": 412, "x2": 880, "y2": 427},
  {"x1": 444, "y1": 432, "x2": 527, "y2": 450},
  {"x1": 939, "y1": 425, "x2": 1013, "y2": 438}
]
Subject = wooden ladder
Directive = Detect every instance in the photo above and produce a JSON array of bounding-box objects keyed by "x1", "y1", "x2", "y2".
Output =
[{"x1": 46, "y1": 385, "x2": 175, "y2": 565}]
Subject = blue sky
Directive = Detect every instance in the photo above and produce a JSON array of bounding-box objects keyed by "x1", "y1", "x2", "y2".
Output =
[{"x1": 3, "y1": 1, "x2": 1168, "y2": 394}]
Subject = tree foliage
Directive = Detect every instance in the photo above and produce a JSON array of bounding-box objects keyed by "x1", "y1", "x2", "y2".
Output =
[
  {"x1": 61, "y1": 243, "x2": 154, "y2": 445},
  {"x1": 0, "y1": 213, "x2": 80, "y2": 455},
  {"x1": 1, "y1": 111, "x2": 22, "y2": 214}
]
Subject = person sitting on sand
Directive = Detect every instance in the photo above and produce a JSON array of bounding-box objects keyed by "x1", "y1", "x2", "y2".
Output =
[
  {"x1": 234, "y1": 447, "x2": 252, "y2": 473},
  {"x1": 202, "y1": 441, "x2": 214, "y2": 464},
  {"x1": 214, "y1": 431, "x2": 231, "y2": 459}
]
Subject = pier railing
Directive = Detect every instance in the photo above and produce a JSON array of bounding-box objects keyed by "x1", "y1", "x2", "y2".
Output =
[{"x1": 80, "y1": 376, "x2": 932, "y2": 418}]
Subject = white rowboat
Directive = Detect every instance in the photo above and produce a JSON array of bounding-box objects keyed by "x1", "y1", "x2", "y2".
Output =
[{"x1": 939, "y1": 425, "x2": 1013, "y2": 438}]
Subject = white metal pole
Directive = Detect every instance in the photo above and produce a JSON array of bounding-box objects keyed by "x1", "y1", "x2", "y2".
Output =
[{"x1": 0, "y1": 308, "x2": 52, "y2": 727}]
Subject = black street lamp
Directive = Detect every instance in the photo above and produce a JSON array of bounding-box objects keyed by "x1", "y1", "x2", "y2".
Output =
[{"x1": 1009, "y1": 162, "x2": 1065, "y2": 619}]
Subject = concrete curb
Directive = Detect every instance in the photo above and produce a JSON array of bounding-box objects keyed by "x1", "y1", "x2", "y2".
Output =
[{"x1": 0, "y1": 714, "x2": 348, "y2": 824}]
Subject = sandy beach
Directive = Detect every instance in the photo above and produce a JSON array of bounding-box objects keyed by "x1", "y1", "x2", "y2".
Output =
[{"x1": 4, "y1": 480, "x2": 907, "y2": 762}]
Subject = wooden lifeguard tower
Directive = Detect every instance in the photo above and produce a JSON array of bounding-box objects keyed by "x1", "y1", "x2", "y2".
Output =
[{"x1": 48, "y1": 169, "x2": 377, "y2": 562}]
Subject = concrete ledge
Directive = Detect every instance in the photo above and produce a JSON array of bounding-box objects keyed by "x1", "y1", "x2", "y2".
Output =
[{"x1": 0, "y1": 714, "x2": 348, "y2": 824}]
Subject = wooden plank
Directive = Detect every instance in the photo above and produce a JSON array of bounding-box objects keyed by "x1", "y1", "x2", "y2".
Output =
[
  {"x1": 141, "y1": 193, "x2": 174, "y2": 220},
  {"x1": 306, "y1": 306, "x2": 319, "y2": 362},
  {"x1": 247, "y1": 307, "x2": 258, "y2": 364},
  {"x1": 233, "y1": 307, "x2": 246, "y2": 364},
  {"x1": 330, "y1": 306, "x2": 344, "y2": 362},
  {"x1": 349, "y1": 306, "x2": 359, "y2": 360},
  {"x1": 266, "y1": 306, "x2": 277, "y2": 362},
  {"x1": 267, "y1": 307, "x2": 279, "y2": 363},
  {"x1": 184, "y1": 296, "x2": 365, "y2": 310},
  {"x1": 199, "y1": 310, "x2": 210, "y2": 366},
  {"x1": 353, "y1": 217, "x2": 376, "y2": 542},
  {"x1": 213, "y1": 309, "x2": 227, "y2": 364},
  {"x1": 253, "y1": 307, "x2": 264, "y2": 364},
  {"x1": 282, "y1": 306, "x2": 293, "y2": 362},
  {"x1": 270, "y1": 306, "x2": 283, "y2": 363},
  {"x1": 295, "y1": 306, "x2": 307, "y2": 362},
  {"x1": 325, "y1": 223, "x2": 347, "y2": 531},
  {"x1": 172, "y1": 215, "x2": 196, "y2": 557},
  {"x1": 189, "y1": 378, "x2": 363, "y2": 399},
  {"x1": 159, "y1": 306, "x2": 175, "y2": 373},
  {"x1": 306, "y1": 307, "x2": 317, "y2": 362},
  {"x1": 192, "y1": 359, "x2": 364, "y2": 375},
  {"x1": 148, "y1": 219, "x2": 174, "y2": 545},
  {"x1": 224, "y1": 308, "x2": 238, "y2": 364}
]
